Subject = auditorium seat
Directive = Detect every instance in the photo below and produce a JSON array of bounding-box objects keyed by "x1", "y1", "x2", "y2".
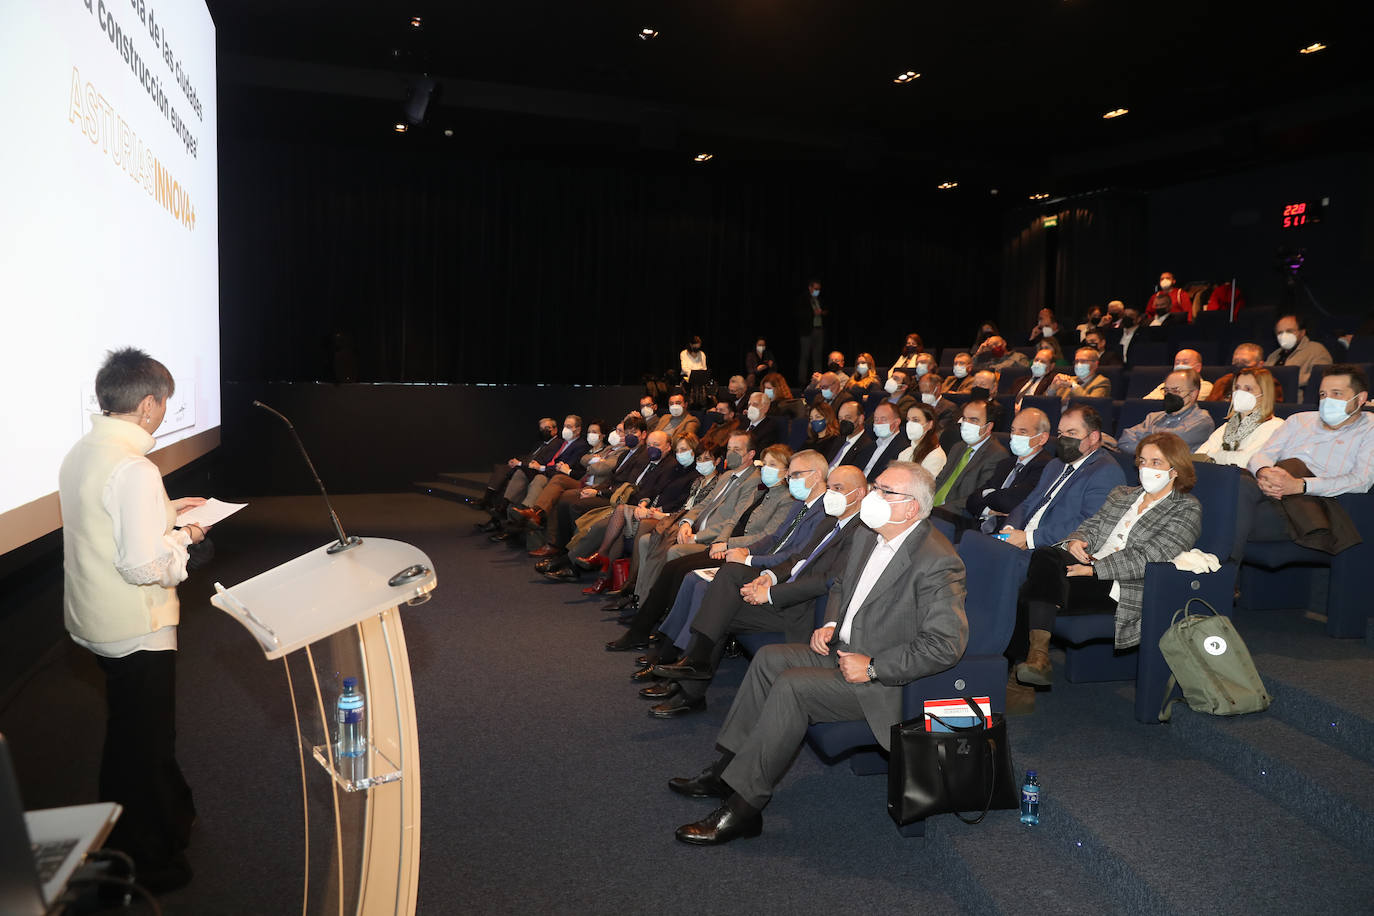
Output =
[
  {"x1": 1067, "y1": 397, "x2": 1117, "y2": 437},
  {"x1": 1125, "y1": 367, "x2": 1170, "y2": 400},
  {"x1": 786, "y1": 416, "x2": 809, "y2": 450},
  {"x1": 1196, "y1": 400, "x2": 1230, "y2": 427},
  {"x1": 1115, "y1": 398, "x2": 1156, "y2": 436},
  {"x1": 1125, "y1": 341, "x2": 1169, "y2": 367},
  {"x1": 1019, "y1": 395, "x2": 1062, "y2": 433},
  {"x1": 1050, "y1": 461, "x2": 1245, "y2": 723},
  {"x1": 1098, "y1": 366, "x2": 1125, "y2": 400}
]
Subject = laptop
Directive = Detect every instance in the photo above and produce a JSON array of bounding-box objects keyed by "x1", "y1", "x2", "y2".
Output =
[{"x1": 0, "y1": 732, "x2": 121, "y2": 916}]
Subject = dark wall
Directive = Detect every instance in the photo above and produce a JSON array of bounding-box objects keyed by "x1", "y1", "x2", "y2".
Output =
[
  {"x1": 1145, "y1": 152, "x2": 1374, "y2": 319},
  {"x1": 218, "y1": 135, "x2": 1000, "y2": 387}
]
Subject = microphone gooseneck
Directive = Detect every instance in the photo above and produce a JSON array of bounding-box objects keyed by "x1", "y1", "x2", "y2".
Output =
[{"x1": 252, "y1": 400, "x2": 361, "y2": 554}]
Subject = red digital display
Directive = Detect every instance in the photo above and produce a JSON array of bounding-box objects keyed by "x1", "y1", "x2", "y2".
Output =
[{"x1": 1283, "y1": 202, "x2": 1309, "y2": 228}]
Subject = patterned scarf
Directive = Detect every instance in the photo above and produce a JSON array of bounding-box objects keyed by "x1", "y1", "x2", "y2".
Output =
[{"x1": 1221, "y1": 409, "x2": 1263, "y2": 451}]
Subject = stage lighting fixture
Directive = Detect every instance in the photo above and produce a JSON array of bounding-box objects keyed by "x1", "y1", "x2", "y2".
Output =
[
  {"x1": 410, "y1": 16, "x2": 422, "y2": 28},
  {"x1": 1029, "y1": 192, "x2": 1050, "y2": 200},
  {"x1": 394, "y1": 122, "x2": 408, "y2": 133},
  {"x1": 694, "y1": 153, "x2": 714, "y2": 162},
  {"x1": 638, "y1": 28, "x2": 659, "y2": 40},
  {"x1": 893, "y1": 71, "x2": 920, "y2": 84},
  {"x1": 1103, "y1": 108, "x2": 1128, "y2": 119},
  {"x1": 937, "y1": 181, "x2": 957, "y2": 190},
  {"x1": 1299, "y1": 42, "x2": 1326, "y2": 54},
  {"x1": 443, "y1": 128, "x2": 454, "y2": 137}
]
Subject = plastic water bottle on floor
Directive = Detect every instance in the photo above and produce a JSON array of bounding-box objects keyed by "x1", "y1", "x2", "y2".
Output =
[
  {"x1": 336, "y1": 677, "x2": 367, "y2": 781},
  {"x1": 1020, "y1": 769, "x2": 1040, "y2": 826}
]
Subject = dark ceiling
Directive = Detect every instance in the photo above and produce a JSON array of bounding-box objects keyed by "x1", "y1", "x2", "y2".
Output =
[{"x1": 208, "y1": 0, "x2": 1370, "y2": 197}]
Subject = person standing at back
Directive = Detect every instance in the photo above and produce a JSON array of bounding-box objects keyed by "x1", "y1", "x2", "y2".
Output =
[{"x1": 796, "y1": 279, "x2": 827, "y2": 384}]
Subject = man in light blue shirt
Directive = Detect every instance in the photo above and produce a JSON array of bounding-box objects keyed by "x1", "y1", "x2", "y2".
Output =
[{"x1": 1118, "y1": 369, "x2": 1214, "y2": 453}]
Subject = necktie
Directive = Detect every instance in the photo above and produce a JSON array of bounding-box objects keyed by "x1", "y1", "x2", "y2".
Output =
[
  {"x1": 786, "y1": 521, "x2": 842, "y2": 582},
  {"x1": 1025, "y1": 463, "x2": 1075, "y2": 520},
  {"x1": 932, "y1": 447, "x2": 974, "y2": 507},
  {"x1": 634, "y1": 460, "x2": 658, "y2": 488},
  {"x1": 1273, "y1": 347, "x2": 1290, "y2": 366},
  {"x1": 980, "y1": 462, "x2": 1024, "y2": 533},
  {"x1": 693, "y1": 473, "x2": 738, "y2": 532},
  {"x1": 769, "y1": 502, "x2": 812, "y2": 554}
]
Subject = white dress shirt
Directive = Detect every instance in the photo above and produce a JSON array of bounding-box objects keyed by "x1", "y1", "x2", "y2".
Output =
[
  {"x1": 1023, "y1": 451, "x2": 1093, "y2": 548},
  {"x1": 829, "y1": 520, "x2": 923, "y2": 643}
]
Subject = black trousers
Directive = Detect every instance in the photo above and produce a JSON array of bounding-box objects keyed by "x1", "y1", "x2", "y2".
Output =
[
  {"x1": 95, "y1": 650, "x2": 196, "y2": 871},
  {"x1": 1007, "y1": 546, "x2": 1116, "y2": 662},
  {"x1": 555, "y1": 494, "x2": 608, "y2": 548},
  {"x1": 1237, "y1": 472, "x2": 1291, "y2": 545},
  {"x1": 624, "y1": 550, "x2": 720, "y2": 640}
]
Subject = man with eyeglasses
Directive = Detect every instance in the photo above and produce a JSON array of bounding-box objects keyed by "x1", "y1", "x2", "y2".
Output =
[
  {"x1": 1118, "y1": 368, "x2": 1215, "y2": 453},
  {"x1": 666, "y1": 461, "x2": 967, "y2": 845}
]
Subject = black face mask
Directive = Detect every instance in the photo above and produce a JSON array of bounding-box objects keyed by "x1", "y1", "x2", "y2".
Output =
[
  {"x1": 903, "y1": 345, "x2": 918, "y2": 356},
  {"x1": 646, "y1": 446, "x2": 663, "y2": 462},
  {"x1": 1121, "y1": 316, "x2": 1137, "y2": 328},
  {"x1": 838, "y1": 419, "x2": 855, "y2": 438},
  {"x1": 624, "y1": 434, "x2": 640, "y2": 448},
  {"x1": 541, "y1": 427, "x2": 556, "y2": 440},
  {"x1": 1058, "y1": 435, "x2": 1083, "y2": 463},
  {"x1": 970, "y1": 386, "x2": 991, "y2": 400},
  {"x1": 827, "y1": 361, "x2": 842, "y2": 372},
  {"x1": 1161, "y1": 393, "x2": 1185, "y2": 414}
]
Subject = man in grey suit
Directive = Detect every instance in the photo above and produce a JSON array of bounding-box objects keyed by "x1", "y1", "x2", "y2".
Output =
[
  {"x1": 667, "y1": 461, "x2": 968, "y2": 845},
  {"x1": 930, "y1": 397, "x2": 1009, "y2": 516}
]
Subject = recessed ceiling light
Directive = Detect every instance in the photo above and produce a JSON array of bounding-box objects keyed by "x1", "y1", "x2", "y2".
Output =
[
  {"x1": 937, "y1": 181, "x2": 958, "y2": 190},
  {"x1": 1103, "y1": 108, "x2": 1129, "y2": 119},
  {"x1": 638, "y1": 28, "x2": 659, "y2": 41},
  {"x1": 1299, "y1": 42, "x2": 1327, "y2": 54},
  {"x1": 893, "y1": 71, "x2": 921, "y2": 84},
  {"x1": 443, "y1": 128, "x2": 454, "y2": 138},
  {"x1": 394, "y1": 123, "x2": 408, "y2": 133},
  {"x1": 694, "y1": 153, "x2": 714, "y2": 162},
  {"x1": 409, "y1": 16, "x2": 422, "y2": 28},
  {"x1": 1029, "y1": 192, "x2": 1050, "y2": 200}
]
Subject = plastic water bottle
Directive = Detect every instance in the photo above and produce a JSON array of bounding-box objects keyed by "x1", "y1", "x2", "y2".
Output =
[
  {"x1": 1020, "y1": 769, "x2": 1040, "y2": 826},
  {"x1": 335, "y1": 677, "x2": 367, "y2": 779}
]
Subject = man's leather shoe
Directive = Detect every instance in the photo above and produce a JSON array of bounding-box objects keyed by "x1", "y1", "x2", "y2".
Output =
[
  {"x1": 648, "y1": 695, "x2": 706, "y2": 718},
  {"x1": 488, "y1": 531, "x2": 515, "y2": 543},
  {"x1": 528, "y1": 544, "x2": 561, "y2": 558},
  {"x1": 542, "y1": 567, "x2": 581, "y2": 583},
  {"x1": 605, "y1": 633, "x2": 648, "y2": 652},
  {"x1": 675, "y1": 803, "x2": 762, "y2": 846},
  {"x1": 630, "y1": 665, "x2": 661, "y2": 683},
  {"x1": 581, "y1": 576, "x2": 612, "y2": 596},
  {"x1": 514, "y1": 506, "x2": 545, "y2": 528},
  {"x1": 653, "y1": 660, "x2": 713, "y2": 681},
  {"x1": 640, "y1": 681, "x2": 679, "y2": 699},
  {"x1": 475, "y1": 519, "x2": 501, "y2": 533},
  {"x1": 668, "y1": 764, "x2": 729, "y2": 799}
]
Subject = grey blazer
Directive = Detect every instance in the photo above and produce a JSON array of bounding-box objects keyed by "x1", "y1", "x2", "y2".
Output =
[
  {"x1": 690, "y1": 467, "x2": 762, "y2": 544},
  {"x1": 933, "y1": 437, "x2": 1011, "y2": 517},
  {"x1": 824, "y1": 522, "x2": 969, "y2": 750},
  {"x1": 723, "y1": 481, "x2": 794, "y2": 550},
  {"x1": 1070, "y1": 485, "x2": 1202, "y2": 649}
]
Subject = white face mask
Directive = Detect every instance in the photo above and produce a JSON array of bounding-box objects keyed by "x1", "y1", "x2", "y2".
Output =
[
  {"x1": 641, "y1": 405, "x2": 655, "y2": 418},
  {"x1": 874, "y1": 420, "x2": 895, "y2": 439},
  {"x1": 1173, "y1": 363, "x2": 1193, "y2": 373},
  {"x1": 607, "y1": 430, "x2": 622, "y2": 448},
  {"x1": 822, "y1": 488, "x2": 848, "y2": 517},
  {"x1": 855, "y1": 363, "x2": 869, "y2": 377},
  {"x1": 1009, "y1": 433, "x2": 1035, "y2": 457},
  {"x1": 1031, "y1": 362, "x2": 1048, "y2": 378},
  {"x1": 763, "y1": 387, "x2": 775, "y2": 400},
  {"x1": 1276, "y1": 331, "x2": 1298, "y2": 351},
  {"x1": 1041, "y1": 326, "x2": 1056, "y2": 337},
  {"x1": 561, "y1": 427, "x2": 576, "y2": 441},
  {"x1": 884, "y1": 377, "x2": 901, "y2": 395},
  {"x1": 905, "y1": 420, "x2": 925, "y2": 442},
  {"x1": 953, "y1": 365, "x2": 968, "y2": 379},
  {"x1": 1139, "y1": 466, "x2": 1172, "y2": 494},
  {"x1": 959, "y1": 420, "x2": 983, "y2": 445},
  {"x1": 921, "y1": 392, "x2": 939, "y2": 406},
  {"x1": 1158, "y1": 279, "x2": 1173, "y2": 290},
  {"x1": 669, "y1": 403, "x2": 684, "y2": 417},
  {"x1": 915, "y1": 363, "x2": 929, "y2": 377},
  {"x1": 1231, "y1": 389, "x2": 1257, "y2": 414},
  {"x1": 859, "y1": 490, "x2": 909, "y2": 529},
  {"x1": 1319, "y1": 396, "x2": 1354, "y2": 427},
  {"x1": 756, "y1": 345, "x2": 765, "y2": 355},
  {"x1": 586, "y1": 432, "x2": 602, "y2": 447},
  {"x1": 746, "y1": 405, "x2": 761, "y2": 422}
]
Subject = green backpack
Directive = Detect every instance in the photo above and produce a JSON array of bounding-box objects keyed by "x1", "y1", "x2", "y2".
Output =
[{"x1": 1158, "y1": 599, "x2": 1271, "y2": 722}]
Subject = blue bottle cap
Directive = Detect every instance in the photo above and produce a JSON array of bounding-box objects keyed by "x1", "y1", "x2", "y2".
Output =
[
  {"x1": 343, "y1": 676, "x2": 357, "y2": 689},
  {"x1": 1026, "y1": 769, "x2": 1036, "y2": 778}
]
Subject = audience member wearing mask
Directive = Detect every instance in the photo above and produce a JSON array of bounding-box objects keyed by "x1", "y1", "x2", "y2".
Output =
[
  {"x1": 680, "y1": 336, "x2": 708, "y2": 380},
  {"x1": 1265, "y1": 313, "x2": 1333, "y2": 393},
  {"x1": 918, "y1": 373, "x2": 959, "y2": 431},
  {"x1": 726, "y1": 375, "x2": 751, "y2": 416},
  {"x1": 1098, "y1": 300, "x2": 1127, "y2": 329},
  {"x1": 803, "y1": 371, "x2": 856, "y2": 412},
  {"x1": 745, "y1": 338, "x2": 775, "y2": 388},
  {"x1": 699, "y1": 397, "x2": 740, "y2": 453},
  {"x1": 929, "y1": 397, "x2": 1008, "y2": 515},
  {"x1": 1208, "y1": 344, "x2": 1283, "y2": 402},
  {"x1": 942, "y1": 407, "x2": 1052, "y2": 538},
  {"x1": 939, "y1": 353, "x2": 973, "y2": 395},
  {"x1": 759, "y1": 372, "x2": 804, "y2": 422},
  {"x1": 847, "y1": 352, "x2": 881, "y2": 396},
  {"x1": 638, "y1": 394, "x2": 660, "y2": 429},
  {"x1": 1244, "y1": 365, "x2": 1374, "y2": 546},
  {"x1": 743, "y1": 387, "x2": 785, "y2": 449},
  {"x1": 1118, "y1": 369, "x2": 1214, "y2": 453},
  {"x1": 473, "y1": 415, "x2": 558, "y2": 515},
  {"x1": 1196, "y1": 368, "x2": 1285, "y2": 469},
  {"x1": 1015, "y1": 347, "x2": 1059, "y2": 408},
  {"x1": 479, "y1": 414, "x2": 586, "y2": 530},
  {"x1": 860, "y1": 402, "x2": 911, "y2": 482},
  {"x1": 503, "y1": 418, "x2": 620, "y2": 539},
  {"x1": 1144, "y1": 349, "x2": 1213, "y2": 400},
  {"x1": 803, "y1": 403, "x2": 842, "y2": 461},
  {"x1": 1010, "y1": 433, "x2": 1201, "y2": 712},
  {"x1": 826, "y1": 400, "x2": 875, "y2": 473},
  {"x1": 1144, "y1": 271, "x2": 1193, "y2": 325},
  {"x1": 1050, "y1": 347, "x2": 1112, "y2": 401},
  {"x1": 882, "y1": 368, "x2": 918, "y2": 417},
  {"x1": 888, "y1": 333, "x2": 926, "y2": 379},
  {"x1": 1027, "y1": 308, "x2": 1055, "y2": 344},
  {"x1": 972, "y1": 320, "x2": 1001, "y2": 353},
  {"x1": 654, "y1": 392, "x2": 701, "y2": 443},
  {"x1": 1106, "y1": 306, "x2": 1144, "y2": 364},
  {"x1": 1027, "y1": 310, "x2": 1066, "y2": 363},
  {"x1": 972, "y1": 335, "x2": 1029, "y2": 372},
  {"x1": 1082, "y1": 329, "x2": 1122, "y2": 367},
  {"x1": 896, "y1": 402, "x2": 947, "y2": 477},
  {"x1": 1076, "y1": 306, "x2": 1105, "y2": 341},
  {"x1": 796, "y1": 279, "x2": 828, "y2": 383}
]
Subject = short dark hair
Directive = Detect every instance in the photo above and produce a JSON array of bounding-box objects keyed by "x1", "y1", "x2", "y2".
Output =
[
  {"x1": 963, "y1": 397, "x2": 993, "y2": 425},
  {"x1": 1322, "y1": 363, "x2": 1368, "y2": 395},
  {"x1": 588, "y1": 418, "x2": 607, "y2": 435},
  {"x1": 95, "y1": 347, "x2": 174, "y2": 414},
  {"x1": 1063, "y1": 404, "x2": 1103, "y2": 435},
  {"x1": 1278, "y1": 312, "x2": 1307, "y2": 330},
  {"x1": 624, "y1": 414, "x2": 647, "y2": 433}
]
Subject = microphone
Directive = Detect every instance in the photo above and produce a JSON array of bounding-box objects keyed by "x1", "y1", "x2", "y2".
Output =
[{"x1": 253, "y1": 400, "x2": 361, "y2": 554}]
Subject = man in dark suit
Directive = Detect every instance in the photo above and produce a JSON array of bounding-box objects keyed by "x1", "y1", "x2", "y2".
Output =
[
  {"x1": 796, "y1": 279, "x2": 826, "y2": 382},
  {"x1": 937, "y1": 407, "x2": 1052, "y2": 537},
  {"x1": 741, "y1": 391, "x2": 782, "y2": 453},
  {"x1": 480, "y1": 415, "x2": 587, "y2": 528},
  {"x1": 474, "y1": 416, "x2": 557, "y2": 514},
  {"x1": 826, "y1": 400, "x2": 874, "y2": 472},
  {"x1": 667, "y1": 461, "x2": 968, "y2": 844},
  {"x1": 930, "y1": 398, "x2": 1009, "y2": 516},
  {"x1": 647, "y1": 465, "x2": 868, "y2": 707},
  {"x1": 1083, "y1": 328, "x2": 1123, "y2": 368},
  {"x1": 859, "y1": 401, "x2": 910, "y2": 482}
]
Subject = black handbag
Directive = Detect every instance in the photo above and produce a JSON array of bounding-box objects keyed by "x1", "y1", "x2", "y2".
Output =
[{"x1": 887, "y1": 696, "x2": 1019, "y2": 826}]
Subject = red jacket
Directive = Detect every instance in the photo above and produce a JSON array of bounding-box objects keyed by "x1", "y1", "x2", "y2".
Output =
[
  {"x1": 1204, "y1": 282, "x2": 1246, "y2": 314},
  {"x1": 1144, "y1": 287, "x2": 1192, "y2": 322}
]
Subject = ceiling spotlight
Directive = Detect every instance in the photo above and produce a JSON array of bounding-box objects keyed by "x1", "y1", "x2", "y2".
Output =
[
  {"x1": 694, "y1": 153, "x2": 714, "y2": 162},
  {"x1": 638, "y1": 28, "x2": 659, "y2": 41},
  {"x1": 937, "y1": 181, "x2": 958, "y2": 190},
  {"x1": 443, "y1": 128, "x2": 454, "y2": 138},
  {"x1": 409, "y1": 16, "x2": 422, "y2": 28},
  {"x1": 394, "y1": 122, "x2": 408, "y2": 133},
  {"x1": 1029, "y1": 192, "x2": 1051, "y2": 200},
  {"x1": 1299, "y1": 42, "x2": 1326, "y2": 54},
  {"x1": 893, "y1": 71, "x2": 921, "y2": 84},
  {"x1": 1103, "y1": 108, "x2": 1129, "y2": 119}
]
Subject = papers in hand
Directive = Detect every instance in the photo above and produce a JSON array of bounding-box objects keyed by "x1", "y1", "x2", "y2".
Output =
[{"x1": 177, "y1": 498, "x2": 247, "y2": 528}]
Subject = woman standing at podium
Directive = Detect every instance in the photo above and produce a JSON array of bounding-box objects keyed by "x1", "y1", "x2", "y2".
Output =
[{"x1": 58, "y1": 348, "x2": 206, "y2": 893}]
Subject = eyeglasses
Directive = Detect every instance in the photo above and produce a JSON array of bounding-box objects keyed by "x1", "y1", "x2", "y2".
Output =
[
  {"x1": 871, "y1": 484, "x2": 916, "y2": 502},
  {"x1": 1162, "y1": 387, "x2": 1189, "y2": 396},
  {"x1": 786, "y1": 470, "x2": 816, "y2": 481}
]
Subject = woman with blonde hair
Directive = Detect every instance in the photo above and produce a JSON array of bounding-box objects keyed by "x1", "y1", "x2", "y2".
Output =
[{"x1": 1195, "y1": 367, "x2": 1285, "y2": 467}]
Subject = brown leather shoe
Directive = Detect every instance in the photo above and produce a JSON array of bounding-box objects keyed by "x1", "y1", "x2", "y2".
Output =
[
  {"x1": 582, "y1": 576, "x2": 613, "y2": 596},
  {"x1": 515, "y1": 506, "x2": 545, "y2": 527},
  {"x1": 528, "y1": 544, "x2": 560, "y2": 558}
]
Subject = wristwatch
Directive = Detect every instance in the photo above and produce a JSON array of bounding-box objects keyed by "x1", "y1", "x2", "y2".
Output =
[{"x1": 866, "y1": 662, "x2": 877, "y2": 682}]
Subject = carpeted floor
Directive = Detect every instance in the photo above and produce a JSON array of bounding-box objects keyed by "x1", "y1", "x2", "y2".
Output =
[{"x1": 2, "y1": 492, "x2": 1372, "y2": 915}]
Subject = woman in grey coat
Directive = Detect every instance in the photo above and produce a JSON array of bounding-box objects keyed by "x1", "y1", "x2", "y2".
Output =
[{"x1": 1014, "y1": 432, "x2": 1203, "y2": 687}]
